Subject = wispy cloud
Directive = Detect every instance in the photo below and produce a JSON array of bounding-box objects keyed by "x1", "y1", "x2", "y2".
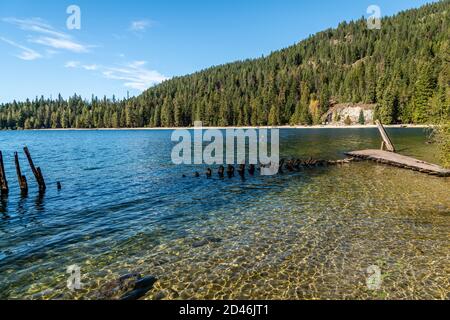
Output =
[
  {"x1": 30, "y1": 36, "x2": 88, "y2": 53},
  {"x1": 2, "y1": 17, "x2": 91, "y2": 54},
  {"x1": 65, "y1": 60, "x2": 168, "y2": 91},
  {"x1": 129, "y1": 20, "x2": 152, "y2": 32},
  {"x1": 65, "y1": 60, "x2": 80, "y2": 68},
  {"x1": 3, "y1": 17, "x2": 68, "y2": 39},
  {"x1": 103, "y1": 61, "x2": 167, "y2": 90},
  {"x1": 0, "y1": 36, "x2": 42, "y2": 60}
]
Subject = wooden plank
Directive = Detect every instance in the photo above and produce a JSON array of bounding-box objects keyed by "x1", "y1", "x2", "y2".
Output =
[
  {"x1": 346, "y1": 149, "x2": 450, "y2": 177},
  {"x1": 376, "y1": 120, "x2": 396, "y2": 152},
  {"x1": 14, "y1": 152, "x2": 28, "y2": 194},
  {"x1": 23, "y1": 146, "x2": 46, "y2": 192},
  {"x1": 0, "y1": 151, "x2": 8, "y2": 194}
]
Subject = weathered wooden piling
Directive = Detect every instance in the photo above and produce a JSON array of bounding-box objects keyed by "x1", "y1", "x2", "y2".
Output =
[
  {"x1": 238, "y1": 164, "x2": 246, "y2": 177},
  {"x1": 227, "y1": 165, "x2": 235, "y2": 178},
  {"x1": 23, "y1": 147, "x2": 46, "y2": 192},
  {"x1": 14, "y1": 152, "x2": 28, "y2": 194},
  {"x1": 218, "y1": 165, "x2": 225, "y2": 178},
  {"x1": 0, "y1": 151, "x2": 8, "y2": 194}
]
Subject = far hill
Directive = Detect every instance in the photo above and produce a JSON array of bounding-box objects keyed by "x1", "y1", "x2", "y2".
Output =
[{"x1": 0, "y1": 0, "x2": 449, "y2": 129}]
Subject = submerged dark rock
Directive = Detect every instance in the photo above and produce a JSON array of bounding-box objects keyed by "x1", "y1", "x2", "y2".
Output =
[
  {"x1": 192, "y1": 236, "x2": 223, "y2": 248},
  {"x1": 134, "y1": 276, "x2": 158, "y2": 290},
  {"x1": 97, "y1": 273, "x2": 158, "y2": 300},
  {"x1": 120, "y1": 288, "x2": 151, "y2": 300}
]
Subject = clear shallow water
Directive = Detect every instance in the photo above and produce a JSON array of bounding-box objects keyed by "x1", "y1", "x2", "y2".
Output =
[{"x1": 0, "y1": 128, "x2": 448, "y2": 300}]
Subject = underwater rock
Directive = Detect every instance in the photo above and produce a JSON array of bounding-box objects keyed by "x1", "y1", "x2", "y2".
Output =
[
  {"x1": 31, "y1": 289, "x2": 54, "y2": 300},
  {"x1": 192, "y1": 240, "x2": 209, "y2": 248},
  {"x1": 192, "y1": 236, "x2": 223, "y2": 248},
  {"x1": 153, "y1": 290, "x2": 168, "y2": 300},
  {"x1": 120, "y1": 288, "x2": 150, "y2": 300},
  {"x1": 119, "y1": 272, "x2": 141, "y2": 282},
  {"x1": 134, "y1": 276, "x2": 158, "y2": 290},
  {"x1": 97, "y1": 273, "x2": 157, "y2": 300}
]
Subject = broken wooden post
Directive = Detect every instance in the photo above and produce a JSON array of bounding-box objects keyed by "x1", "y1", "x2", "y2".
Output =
[
  {"x1": 23, "y1": 147, "x2": 46, "y2": 192},
  {"x1": 14, "y1": 152, "x2": 28, "y2": 194},
  {"x1": 376, "y1": 120, "x2": 396, "y2": 152},
  {"x1": 0, "y1": 151, "x2": 9, "y2": 194}
]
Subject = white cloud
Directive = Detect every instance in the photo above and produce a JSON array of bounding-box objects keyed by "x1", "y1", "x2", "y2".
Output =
[
  {"x1": 2, "y1": 17, "x2": 69, "y2": 39},
  {"x1": 2, "y1": 17, "x2": 90, "y2": 54},
  {"x1": 30, "y1": 36, "x2": 88, "y2": 53},
  {"x1": 65, "y1": 59, "x2": 168, "y2": 91},
  {"x1": 129, "y1": 20, "x2": 152, "y2": 32},
  {"x1": 103, "y1": 61, "x2": 168, "y2": 90},
  {"x1": 0, "y1": 36, "x2": 42, "y2": 60},
  {"x1": 65, "y1": 61, "x2": 80, "y2": 68},
  {"x1": 83, "y1": 64, "x2": 98, "y2": 71}
]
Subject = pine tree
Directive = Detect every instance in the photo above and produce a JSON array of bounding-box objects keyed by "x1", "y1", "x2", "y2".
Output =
[
  {"x1": 412, "y1": 63, "x2": 435, "y2": 123},
  {"x1": 358, "y1": 110, "x2": 365, "y2": 125}
]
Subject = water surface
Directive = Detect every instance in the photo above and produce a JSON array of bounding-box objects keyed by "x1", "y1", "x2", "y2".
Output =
[{"x1": 0, "y1": 128, "x2": 448, "y2": 300}]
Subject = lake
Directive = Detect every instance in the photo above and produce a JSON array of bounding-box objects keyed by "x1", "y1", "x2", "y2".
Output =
[{"x1": 0, "y1": 128, "x2": 448, "y2": 299}]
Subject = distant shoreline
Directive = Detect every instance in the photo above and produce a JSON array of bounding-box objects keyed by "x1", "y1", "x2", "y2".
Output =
[{"x1": 3, "y1": 124, "x2": 431, "y2": 132}]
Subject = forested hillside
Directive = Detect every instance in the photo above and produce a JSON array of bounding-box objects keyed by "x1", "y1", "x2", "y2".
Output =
[{"x1": 0, "y1": 0, "x2": 449, "y2": 129}]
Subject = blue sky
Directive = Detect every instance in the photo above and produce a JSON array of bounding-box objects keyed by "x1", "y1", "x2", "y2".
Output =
[{"x1": 0, "y1": 0, "x2": 437, "y2": 103}]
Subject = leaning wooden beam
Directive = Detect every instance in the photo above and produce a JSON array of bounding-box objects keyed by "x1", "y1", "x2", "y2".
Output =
[
  {"x1": 0, "y1": 151, "x2": 8, "y2": 194},
  {"x1": 376, "y1": 120, "x2": 396, "y2": 152},
  {"x1": 14, "y1": 152, "x2": 28, "y2": 194},
  {"x1": 23, "y1": 147, "x2": 46, "y2": 192}
]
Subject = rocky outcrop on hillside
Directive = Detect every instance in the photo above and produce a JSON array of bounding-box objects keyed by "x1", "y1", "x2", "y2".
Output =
[{"x1": 322, "y1": 103, "x2": 376, "y2": 125}]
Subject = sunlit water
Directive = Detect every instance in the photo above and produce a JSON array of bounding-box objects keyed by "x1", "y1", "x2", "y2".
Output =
[{"x1": 0, "y1": 128, "x2": 448, "y2": 300}]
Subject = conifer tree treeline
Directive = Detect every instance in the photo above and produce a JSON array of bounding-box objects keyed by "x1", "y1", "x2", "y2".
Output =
[{"x1": 0, "y1": 1, "x2": 449, "y2": 129}]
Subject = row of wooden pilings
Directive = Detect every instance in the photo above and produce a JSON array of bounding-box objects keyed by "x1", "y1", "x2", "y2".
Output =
[
  {"x1": 188, "y1": 157, "x2": 356, "y2": 179},
  {"x1": 0, "y1": 147, "x2": 46, "y2": 195}
]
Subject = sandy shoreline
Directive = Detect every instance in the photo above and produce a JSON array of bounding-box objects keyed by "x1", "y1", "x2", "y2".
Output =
[{"x1": 11, "y1": 124, "x2": 430, "y2": 132}]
